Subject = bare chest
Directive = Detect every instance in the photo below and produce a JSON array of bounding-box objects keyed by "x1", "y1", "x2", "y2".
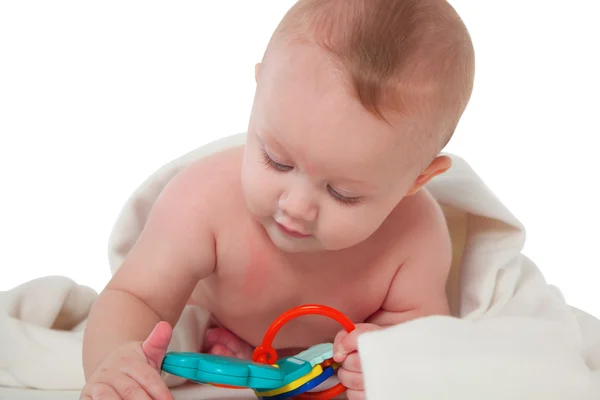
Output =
[{"x1": 191, "y1": 217, "x2": 402, "y2": 349}]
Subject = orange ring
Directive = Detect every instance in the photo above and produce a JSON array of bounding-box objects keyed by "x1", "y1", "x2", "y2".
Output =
[
  {"x1": 213, "y1": 383, "x2": 246, "y2": 389},
  {"x1": 251, "y1": 304, "x2": 355, "y2": 399}
]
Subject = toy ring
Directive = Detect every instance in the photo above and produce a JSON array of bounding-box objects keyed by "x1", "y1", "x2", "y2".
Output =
[{"x1": 252, "y1": 304, "x2": 356, "y2": 399}]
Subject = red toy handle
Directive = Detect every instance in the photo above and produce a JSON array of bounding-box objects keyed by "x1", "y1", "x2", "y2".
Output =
[{"x1": 252, "y1": 304, "x2": 355, "y2": 400}]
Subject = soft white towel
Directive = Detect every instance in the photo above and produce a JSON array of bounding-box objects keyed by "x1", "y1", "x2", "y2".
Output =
[
  {"x1": 1, "y1": 132, "x2": 599, "y2": 399},
  {"x1": 359, "y1": 315, "x2": 600, "y2": 399},
  {"x1": 0, "y1": 276, "x2": 94, "y2": 389},
  {"x1": 356, "y1": 144, "x2": 600, "y2": 398}
]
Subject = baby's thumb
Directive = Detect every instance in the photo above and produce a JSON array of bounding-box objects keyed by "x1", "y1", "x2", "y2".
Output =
[
  {"x1": 141, "y1": 321, "x2": 173, "y2": 370},
  {"x1": 333, "y1": 330, "x2": 349, "y2": 362}
]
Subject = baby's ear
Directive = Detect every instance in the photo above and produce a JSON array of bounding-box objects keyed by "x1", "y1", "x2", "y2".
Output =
[
  {"x1": 255, "y1": 63, "x2": 261, "y2": 82},
  {"x1": 406, "y1": 155, "x2": 452, "y2": 196}
]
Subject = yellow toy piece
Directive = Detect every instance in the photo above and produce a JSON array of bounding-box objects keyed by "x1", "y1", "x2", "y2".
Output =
[{"x1": 255, "y1": 364, "x2": 324, "y2": 397}]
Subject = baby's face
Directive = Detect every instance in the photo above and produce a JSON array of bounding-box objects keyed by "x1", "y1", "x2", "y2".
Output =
[{"x1": 241, "y1": 43, "x2": 420, "y2": 253}]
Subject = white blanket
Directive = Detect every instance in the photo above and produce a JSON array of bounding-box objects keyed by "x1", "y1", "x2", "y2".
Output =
[{"x1": 1, "y1": 132, "x2": 600, "y2": 399}]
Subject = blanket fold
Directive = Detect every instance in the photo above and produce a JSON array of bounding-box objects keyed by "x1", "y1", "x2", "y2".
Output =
[
  {"x1": 359, "y1": 315, "x2": 600, "y2": 399},
  {"x1": 0, "y1": 276, "x2": 94, "y2": 389},
  {"x1": 1, "y1": 132, "x2": 599, "y2": 399}
]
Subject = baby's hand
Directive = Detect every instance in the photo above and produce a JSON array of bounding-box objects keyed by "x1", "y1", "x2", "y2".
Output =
[
  {"x1": 80, "y1": 321, "x2": 174, "y2": 400},
  {"x1": 203, "y1": 327, "x2": 254, "y2": 360},
  {"x1": 333, "y1": 323, "x2": 381, "y2": 400}
]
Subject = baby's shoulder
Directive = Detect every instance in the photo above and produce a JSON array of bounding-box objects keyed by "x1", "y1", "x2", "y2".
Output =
[
  {"x1": 182, "y1": 144, "x2": 243, "y2": 182},
  {"x1": 384, "y1": 188, "x2": 450, "y2": 247},
  {"x1": 156, "y1": 145, "x2": 247, "y2": 222},
  {"x1": 174, "y1": 145, "x2": 244, "y2": 199}
]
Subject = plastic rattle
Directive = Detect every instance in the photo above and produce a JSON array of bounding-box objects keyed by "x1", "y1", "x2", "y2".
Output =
[{"x1": 161, "y1": 304, "x2": 356, "y2": 399}]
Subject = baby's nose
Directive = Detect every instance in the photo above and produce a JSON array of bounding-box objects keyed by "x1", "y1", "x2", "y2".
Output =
[{"x1": 278, "y1": 190, "x2": 318, "y2": 222}]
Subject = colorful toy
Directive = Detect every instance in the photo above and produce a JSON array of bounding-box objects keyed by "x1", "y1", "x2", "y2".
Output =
[{"x1": 161, "y1": 304, "x2": 356, "y2": 399}]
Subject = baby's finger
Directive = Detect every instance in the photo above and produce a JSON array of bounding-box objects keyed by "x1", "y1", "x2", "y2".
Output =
[
  {"x1": 112, "y1": 373, "x2": 152, "y2": 400},
  {"x1": 341, "y1": 352, "x2": 362, "y2": 373},
  {"x1": 340, "y1": 330, "x2": 360, "y2": 357},
  {"x1": 204, "y1": 328, "x2": 221, "y2": 347},
  {"x1": 338, "y1": 324, "x2": 380, "y2": 361},
  {"x1": 334, "y1": 324, "x2": 381, "y2": 362},
  {"x1": 345, "y1": 389, "x2": 366, "y2": 400},
  {"x1": 142, "y1": 321, "x2": 173, "y2": 370},
  {"x1": 208, "y1": 344, "x2": 236, "y2": 358},
  {"x1": 337, "y1": 368, "x2": 365, "y2": 391},
  {"x1": 90, "y1": 382, "x2": 121, "y2": 400},
  {"x1": 122, "y1": 361, "x2": 174, "y2": 400},
  {"x1": 333, "y1": 329, "x2": 350, "y2": 362},
  {"x1": 219, "y1": 332, "x2": 253, "y2": 360},
  {"x1": 333, "y1": 329, "x2": 349, "y2": 346},
  {"x1": 79, "y1": 384, "x2": 93, "y2": 400},
  {"x1": 205, "y1": 328, "x2": 253, "y2": 360}
]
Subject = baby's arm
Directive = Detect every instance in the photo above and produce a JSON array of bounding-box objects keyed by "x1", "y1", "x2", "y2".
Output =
[
  {"x1": 83, "y1": 166, "x2": 217, "y2": 379},
  {"x1": 368, "y1": 203, "x2": 453, "y2": 325},
  {"x1": 333, "y1": 200, "x2": 452, "y2": 399}
]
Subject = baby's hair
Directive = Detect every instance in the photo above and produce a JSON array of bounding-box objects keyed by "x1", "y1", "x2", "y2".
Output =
[{"x1": 266, "y1": 0, "x2": 475, "y2": 162}]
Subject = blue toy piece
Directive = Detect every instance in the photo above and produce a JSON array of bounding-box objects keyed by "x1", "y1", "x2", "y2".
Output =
[
  {"x1": 293, "y1": 343, "x2": 334, "y2": 366},
  {"x1": 161, "y1": 343, "x2": 334, "y2": 391},
  {"x1": 161, "y1": 352, "x2": 284, "y2": 389}
]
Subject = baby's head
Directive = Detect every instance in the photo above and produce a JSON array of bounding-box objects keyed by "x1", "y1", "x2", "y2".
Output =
[{"x1": 241, "y1": 0, "x2": 475, "y2": 253}]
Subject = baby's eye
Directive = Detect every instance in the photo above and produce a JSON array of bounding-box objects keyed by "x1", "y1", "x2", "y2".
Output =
[
  {"x1": 327, "y1": 186, "x2": 363, "y2": 206},
  {"x1": 262, "y1": 150, "x2": 293, "y2": 172}
]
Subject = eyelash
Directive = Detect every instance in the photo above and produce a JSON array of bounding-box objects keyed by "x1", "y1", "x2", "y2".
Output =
[
  {"x1": 262, "y1": 150, "x2": 293, "y2": 172},
  {"x1": 261, "y1": 150, "x2": 363, "y2": 206},
  {"x1": 327, "y1": 186, "x2": 363, "y2": 206}
]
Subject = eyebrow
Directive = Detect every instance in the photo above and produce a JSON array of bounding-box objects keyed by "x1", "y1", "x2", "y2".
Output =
[
  {"x1": 257, "y1": 129, "x2": 281, "y2": 147},
  {"x1": 331, "y1": 177, "x2": 379, "y2": 192}
]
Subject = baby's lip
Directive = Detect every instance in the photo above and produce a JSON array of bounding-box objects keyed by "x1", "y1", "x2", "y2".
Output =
[{"x1": 276, "y1": 221, "x2": 311, "y2": 238}]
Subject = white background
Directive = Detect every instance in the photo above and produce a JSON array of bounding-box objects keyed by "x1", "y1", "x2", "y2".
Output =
[{"x1": 1, "y1": 1, "x2": 599, "y2": 318}]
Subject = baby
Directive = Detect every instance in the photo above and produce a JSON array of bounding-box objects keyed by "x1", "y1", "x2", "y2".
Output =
[{"x1": 81, "y1": 0, "x2": 475, "y2": 399}]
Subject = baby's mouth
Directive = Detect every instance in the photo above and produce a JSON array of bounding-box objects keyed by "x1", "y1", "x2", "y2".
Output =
[{"x1": 275, "y1": 221, "x2": 311, "y2": 238}]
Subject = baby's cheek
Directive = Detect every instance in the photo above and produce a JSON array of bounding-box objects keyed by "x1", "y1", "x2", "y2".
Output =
[
  {"x1": 242, "y1": 170, "x2": 276, "y2": 215},
  {"x1": 319, "y1": 211, "x2": 376, "y2": 249}
]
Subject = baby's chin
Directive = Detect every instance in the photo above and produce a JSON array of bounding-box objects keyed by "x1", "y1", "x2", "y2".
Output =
[{"x1": 274, "y1": 241, "x2": 323, "y2": 254}]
